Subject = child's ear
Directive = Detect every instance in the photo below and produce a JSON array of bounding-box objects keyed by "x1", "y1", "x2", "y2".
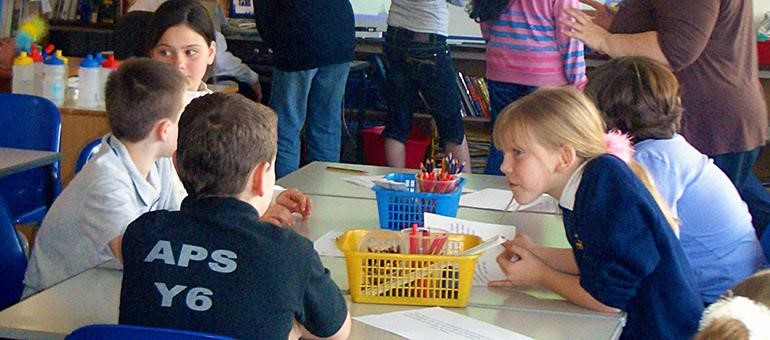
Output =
[
  {"x1": 555, "y1": 144, "x2": 577, "y2": 173},
  {"x1": 156, "y1": 119, "x2": 174, "y2": 143},
  {"x1": 247, "y1": 161, "x2": 270, "y2": 198}
]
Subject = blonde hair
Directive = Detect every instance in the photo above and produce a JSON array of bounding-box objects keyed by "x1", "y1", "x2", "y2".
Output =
[{"x1": 492, "y1": 86, "x2": 678, "y2": 233}]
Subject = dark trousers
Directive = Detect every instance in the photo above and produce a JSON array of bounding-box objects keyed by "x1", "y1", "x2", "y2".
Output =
[
  {"x1": 484, "y1": 80, "x2": 537, "y2": 175},
  {"x1": 711, "y1": 147, "x2": 770, "y2": 236}
]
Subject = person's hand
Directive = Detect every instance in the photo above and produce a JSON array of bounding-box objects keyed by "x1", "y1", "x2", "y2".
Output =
[
  {"x1": 508, "y1": 234, "x2": 536, "y2": 251},
  {"x1": 579, "y1": 0, "x2": 617, "y2": 30},
  {"x1": 561, "y1": 8, "x2": 612, "y2": 54},
  {"x1": 260, "y1": 203, "x2": 295, "y2": 227},
  {"x1": 250, "y1": 80, "x2": 263, "y2": 103},
  {"x1": 276, "y1": 188, "x2": 312, "y2": 220},
  {"x1": 488, "y1": 244, "x2": 547, "y2": 287}
]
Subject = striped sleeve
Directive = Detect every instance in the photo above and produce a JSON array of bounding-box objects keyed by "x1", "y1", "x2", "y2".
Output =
[{"x1": 553, "y1": 0, "x2": 587, "y2": 89}]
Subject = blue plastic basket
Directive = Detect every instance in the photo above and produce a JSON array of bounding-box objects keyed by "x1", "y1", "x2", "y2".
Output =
[{"x1": 372, "y1": 173, "x2": 465, "y2": 230}]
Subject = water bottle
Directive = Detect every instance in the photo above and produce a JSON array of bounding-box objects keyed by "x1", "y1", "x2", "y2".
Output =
[
  {"x1": 30, "y1": 46, "x2": 44, "y2": 96},
  {"x1": 100, "y1": 55, "x2": 120, "y2": 100},
  {"x1": 77, "y1": 54, "x2": 101, "y2": 108},
  {"x1": 12, "y1": 52, "x2": 35, "y2": 95},
  {"x1": 43, "y1": 54, "x2": 66, "y2": 106}
]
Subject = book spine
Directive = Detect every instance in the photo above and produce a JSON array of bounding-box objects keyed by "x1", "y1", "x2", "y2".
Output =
[{"x1": 456, "y1": 71, "x2": 477, "y2": 117}]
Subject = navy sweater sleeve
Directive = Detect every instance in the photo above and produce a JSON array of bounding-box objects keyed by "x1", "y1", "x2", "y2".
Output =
[{"x1": 571, "y1": 156, "x2": 664, "y2": 309}]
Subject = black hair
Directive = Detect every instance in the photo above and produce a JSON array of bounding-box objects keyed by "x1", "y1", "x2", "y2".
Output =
[
  {"x1": 148, "y1": 0, "x2": 216, "y2": 53},
  {"x1": 468, "y1": 0, "x2": 513, "y2": 23}
]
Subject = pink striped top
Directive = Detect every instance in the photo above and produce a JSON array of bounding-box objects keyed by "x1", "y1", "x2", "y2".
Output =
[{"x1": 481, "y1": 0, "x2": 587, "y2": 89}]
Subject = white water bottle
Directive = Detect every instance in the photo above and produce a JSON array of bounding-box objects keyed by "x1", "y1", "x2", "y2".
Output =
[
  {"x1": 12, "y1": 52, "x2": 35, "y2": 95},
  {"x1": 100, "y1": 55, "x2": 120, "y2": 101},
  {"x1": 77, "y1": 54, "x2": 101, "y2": 108},
  {"x1": 42, "y1": 54, "x2": 66, "y2": 106},
  {"x1": 30, "y1": 47, "x2": 44, "y2": 96}
]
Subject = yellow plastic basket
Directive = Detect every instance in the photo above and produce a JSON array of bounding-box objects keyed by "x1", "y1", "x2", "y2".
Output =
[{"x1": 337, "y1": 229, "x2": 482, "y2": 307}]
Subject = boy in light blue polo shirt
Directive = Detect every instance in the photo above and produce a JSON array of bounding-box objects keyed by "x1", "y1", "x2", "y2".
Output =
[
  {"x1": 23, "y1": 59, "x2": 189, "y2": 297},
  {"x1": 587, "y1": 57, "x2": 766, "y2": 304},
  {"x1": 24, "y1": 58, "x2": 313, "y2": 297}
]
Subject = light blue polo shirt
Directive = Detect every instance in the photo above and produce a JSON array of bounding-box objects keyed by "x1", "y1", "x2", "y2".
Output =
[
  {"x1": 23, "y1": 135, "x2": 185, "y2": 297},
  {"x1": 634, "y1": 134, "x2": 766, "y2": 303}
]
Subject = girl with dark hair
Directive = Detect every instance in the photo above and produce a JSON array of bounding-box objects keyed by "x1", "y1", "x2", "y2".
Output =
[
  {"x1": 467, "y1": 0, "x2": 586, "y2": 175},
  {"x1": 148, "y1": 0, "x2": 217, "y2": 102}
]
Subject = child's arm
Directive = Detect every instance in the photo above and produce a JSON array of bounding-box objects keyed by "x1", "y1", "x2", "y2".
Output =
[
  {"x1": 490, "y1": 244, "x2": 620, "y2": 313},
  {"x1": 507, "y1": 234, "x2": 579, "y2": 274},
  {"x1": 109, "y1": 235, "x2": 124, "y2": 264}
]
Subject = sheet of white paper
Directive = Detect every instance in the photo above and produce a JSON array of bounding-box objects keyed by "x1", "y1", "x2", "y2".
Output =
[
  {"x1": 344, "y1": 175, "x2": 384, "y2": 189},
  {"x1": 313, "y1": 231, "x2": 344, "y2": 257},
  {"x1": 354, "y1": 307, "x2": 533, "y2": 340},
  {"x1": 459, "y1": 189, "x2": 560, "y2": 214},
  {"x1": 424, "y1": 213, "x2": 515, "y2": 286}
]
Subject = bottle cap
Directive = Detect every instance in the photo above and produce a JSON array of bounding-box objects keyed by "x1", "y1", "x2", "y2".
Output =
[
  {"x1": 29, "y1": 46, "x2": 43, "y2": 63},
  {"x1": 14, "y1": 52, "x2": 33, "y2": 66},
  {"x1": 44, "y1": 53, "x2": 65, "y2": 66},
  {"x1": 101, "y1": 55, "x2": 120, "y2": 69},
  {"x1": 44, "y1": 44, "x2": 55, "y2": 56},
  {"x1": 55, "y1": 50, "x2": 68, "y2": 64},
  {"x1": 80, "y1": 54, "x2": 100, "y2": 68},
  {"x1": 93, "y1": 52, "x2": 105, "y2": 65}
]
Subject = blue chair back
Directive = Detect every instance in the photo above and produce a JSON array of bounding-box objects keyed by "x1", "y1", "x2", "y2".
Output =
[
  {"x1": 74, "y1": 137, "x2": 103, "y2": 174},
  {"x1": 0, "y1": 94, "x2": 62, "y2": 225},
  {"x1": 67, "y1": 324, "x2": 234, "y2": 340},
  {"x1": 0, "y1": 197, "x2": 28, "y2": 311}
]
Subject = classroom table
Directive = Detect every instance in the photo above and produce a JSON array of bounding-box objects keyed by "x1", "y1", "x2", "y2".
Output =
[
  {"x1": 0, "y1": 147, "x2": 61, "y2": 177},
  {"x1": 0, "y1": 266, "x2": 623, "y2": 340},
  {"x1": 277, "y1": 161, "x2": 510, "y2": 199},
  {"x1": 0, "y1": 195, "x2": 624, "y2": 339}
]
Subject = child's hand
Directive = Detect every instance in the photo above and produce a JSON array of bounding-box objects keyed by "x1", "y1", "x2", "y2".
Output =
[
  {"x1": 275, "y1": 188, "x2": 313, "y2": 220},
  {"x1": 488, "y1": 244, "x2": 547, "y2": 287},
  {"x1": 507, "y1": 234, "x2": 536, "y2": 250},
  {"x1": 260, "y1": 204, "x2": 296, "y2": 227}
]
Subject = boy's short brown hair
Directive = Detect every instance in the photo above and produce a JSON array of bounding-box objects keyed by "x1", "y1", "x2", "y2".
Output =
[
  {"x1": 585, "y1": 56, "x2": 683, "y2": 141},
  {"x1": 176, "y1": 93, "x2": 277, "y2": 196},
  {"x1": 105, "y1": 58, "x2": 187, "y2": 142}
]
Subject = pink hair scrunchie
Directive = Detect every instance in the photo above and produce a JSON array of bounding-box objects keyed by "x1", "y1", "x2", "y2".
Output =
[{"x1": 604, "y1": 130, "x2": 634, "y2": 163}]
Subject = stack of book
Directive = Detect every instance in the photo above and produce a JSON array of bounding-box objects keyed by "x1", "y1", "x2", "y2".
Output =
[
  {"x1": 0, "y1": 0, "x2": 39, "y2": 38},
  {"x1": 50, "y1": 0, "x2": 123, "y2": 24},
  {"x1": 456, "y1": 71, "x2": 490, "y2": 119}
]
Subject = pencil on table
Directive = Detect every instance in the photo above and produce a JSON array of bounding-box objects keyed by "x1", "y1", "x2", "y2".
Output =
[{"x1": 325, "y1": 166, "x2": 368, "y2": 175}]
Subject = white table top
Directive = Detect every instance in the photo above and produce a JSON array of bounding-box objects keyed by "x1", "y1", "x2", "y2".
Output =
[
  {"x1": 0, "y1": 147, "x2": 61, "y2": 177},
  {"x1": 277, "y1": 161, "x2": 510, "y2": 200},
  {"x1": 0, "y1": 167, "x2": 625, "y2": 339}
]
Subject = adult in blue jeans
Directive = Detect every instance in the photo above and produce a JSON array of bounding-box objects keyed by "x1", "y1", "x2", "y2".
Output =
[
  {"x1": 382, "y1": 0, "x2": 471, "y2": 171},
  {"x1": 254, "y1": 0, "x2": 355, "y2": 178}
]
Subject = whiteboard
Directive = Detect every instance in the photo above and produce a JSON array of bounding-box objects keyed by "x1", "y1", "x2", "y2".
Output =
[{"x1": 351, "y1": 0, "x2": 482, "y2": 40}]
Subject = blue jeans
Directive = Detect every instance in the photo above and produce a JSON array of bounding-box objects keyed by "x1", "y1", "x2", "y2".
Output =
[
  {"x1": 270, "y1": 62, "x2": 351, "y2": 178},
  {"x1": 484, "y1": 80, "x2": 537, "y2": 175},
  {"x1": 381, "y1": 26, "x2": 465, "y2": 146},
  {"x1": 712, "y1": 147, "x2": 770, "y2": 236}
]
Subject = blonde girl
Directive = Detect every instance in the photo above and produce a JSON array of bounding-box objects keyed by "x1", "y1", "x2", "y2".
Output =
[{"x1": 490, "y1": 87, "x2": 702, "y2": 339}]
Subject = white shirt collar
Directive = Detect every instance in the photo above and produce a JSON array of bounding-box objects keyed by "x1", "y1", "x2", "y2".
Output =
[{"x1": 558, "y1": 161, "x2": 589, "y2": 211}]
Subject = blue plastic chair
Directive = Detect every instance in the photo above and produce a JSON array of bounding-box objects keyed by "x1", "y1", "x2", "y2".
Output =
[
  {"x1": 0, "y1": 94, "x2": 62, "y2": 225},
  {"x1": 74, "y1": 137, "x2": 103, "y2": 174},
  {"x1": 761, "y1": 227, "x2": 770, "y2": 263},
  {"x1": 0, "y1": 197, "x2": 28, "y2": 311},
  {"x1": 66, "y1": 324, "x2": 234, "y2": 339}
]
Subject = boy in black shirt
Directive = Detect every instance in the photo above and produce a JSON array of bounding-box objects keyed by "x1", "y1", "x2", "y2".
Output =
[{"x1": 119, "y1": 93, "x2": 351, "y2": 339}]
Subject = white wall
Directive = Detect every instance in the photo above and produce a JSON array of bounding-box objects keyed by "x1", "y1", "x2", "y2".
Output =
[{"x1": 756, "y1": 0, "x2": 770, "y2": 29}]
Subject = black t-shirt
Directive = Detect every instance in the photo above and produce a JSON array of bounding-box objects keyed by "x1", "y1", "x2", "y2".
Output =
[
  {"x1": 119, "y1": 196, "x2": 347, "y2": 339},
  {"x1": 253, "y1": 0, "x2": 355, "y2": 71}
]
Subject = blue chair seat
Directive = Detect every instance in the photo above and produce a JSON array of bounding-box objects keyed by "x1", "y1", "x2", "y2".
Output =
[{"x1": 67, "y1": 324, "x2": 234, "y2": 339}]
